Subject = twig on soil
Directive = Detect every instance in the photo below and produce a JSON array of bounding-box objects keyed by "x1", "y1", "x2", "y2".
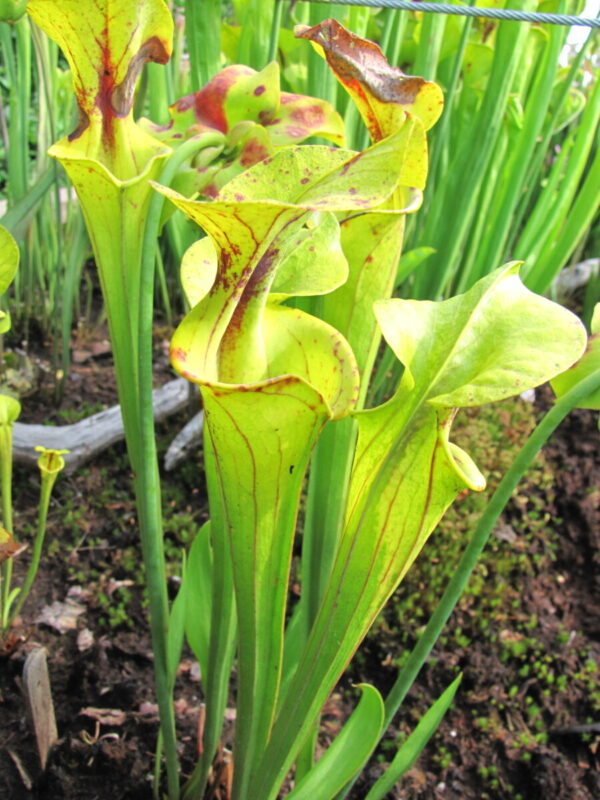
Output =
[
  {"x1": 7, "y1": 748, "x2": 33, "y2": 790},
  {"x1": 164, "y1": 410, "x2": 204, "y2": 471},
  {"x1": 550, "y1": 722, "x2": 600, "y2": 735},
  {"x1": 12, "y1": 379, "x2": 196, "y2": 472}
]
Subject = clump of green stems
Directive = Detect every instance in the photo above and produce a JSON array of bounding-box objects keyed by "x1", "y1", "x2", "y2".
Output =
[
  {"x1": 387, "y1": 0, "x2": 600, "y2": 301},
  {"x1": 0, "y1": 397, "x2": 68, "y2": 631},
  {"x1": 0, "y1": 9, "x2": 89, "y2": 399},
  {"x1": 0, "y1": 225, "x2": 67, "y2": 631},
  {"x1": 6, "y1": 3, "x2": 600, "y2": 800}
]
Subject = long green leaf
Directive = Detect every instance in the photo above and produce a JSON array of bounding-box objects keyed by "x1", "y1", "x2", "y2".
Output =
[
  {"x1": 364, "y1": 675, "x2": 461, "y2": 800},
  {"x1": 516, "y1": 71, "x2": 600, "y2": 278},
  {"x1": 505, "y1": 21, "x2": 595, "y2": 259},
  {"x1": 414, "y1": 0, "x2": 535, "y2": 299},
  {"x1": 185, "y1": 0, "x2": 221, "y2": 87},
  {"x1": 180, "y1": 521, "x2": 213, "y2": 675},
  {"x1": 27, "y1": 4, "x2": 180, "y2": 796},
  {"x1": 236, "y1": 0, "x2": 276, "y2": 70},
  {"x1": 182, "y1": 442, "x2": 237, "y2": 800},
  {"x1": 0, "y1": 167, "x2": 55, "y2": 238},
  {"x1": 395, "y1": 246, "x2": 436, "y2": 288},
  {"x1": 412, "y1": 9, "x2": 446, "y2": 81},
  {"x1": 463, "y1": 5, "x2": 569, "y2": 289},
  {"x1": 287, "y1": 684, "x2": 384, "y2": 800},
  {"x1": 526, "y1": 142, "x2": 600, "y2": 294}
]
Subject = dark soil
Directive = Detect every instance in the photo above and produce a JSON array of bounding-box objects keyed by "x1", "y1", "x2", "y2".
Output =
[{"x1": 0, "y1": 333, "x2": 598, "y2": 800}]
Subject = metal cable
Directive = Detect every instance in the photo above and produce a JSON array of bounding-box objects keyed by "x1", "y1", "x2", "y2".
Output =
[{"x1": 299, "y1": 0, "x2": 600, "y2": 28}]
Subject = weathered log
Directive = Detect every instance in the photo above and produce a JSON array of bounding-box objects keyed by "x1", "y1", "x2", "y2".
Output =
[
  {"x1": 164, "y1": 411, "x2": 204, "y2": 471},
  {"x1": 13, "y1": 379, "x2": 194, "y2": 472}
]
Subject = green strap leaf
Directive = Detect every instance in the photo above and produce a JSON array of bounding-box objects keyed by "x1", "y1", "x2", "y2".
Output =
[
  {"x1": 286, "y1": 684, "x2": 384, "y2": 800},
  {"x1": 395, "y1": 246, "x2": 436, "y2": 288},
  {"x1": 364, "y1": 676, "x2": 462, "y2": 800},
  {"x1": 0, "y1": 167, "x2": 55, "y2": 238},
  {"x1": 179, "y1": 521, "x2": 213, "y2": 679}
]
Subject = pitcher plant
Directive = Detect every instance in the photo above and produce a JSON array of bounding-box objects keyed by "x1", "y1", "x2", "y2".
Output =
[{"x1": 24, "y1": 3, "x2": 591, "y2": 799}]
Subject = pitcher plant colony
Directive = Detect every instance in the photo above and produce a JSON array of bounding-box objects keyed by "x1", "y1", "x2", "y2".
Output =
[
  {"x1": 0, "y1": 2, "x2": 599, "y2": 800},
  {"x1": 0, "y1": 222, "x2": 68, "y2": 633}
]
